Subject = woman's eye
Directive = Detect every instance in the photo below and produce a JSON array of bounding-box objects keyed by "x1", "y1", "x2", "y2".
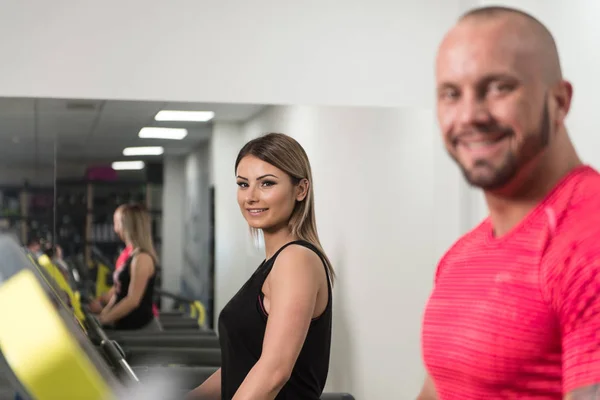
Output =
[
  {"x1": 262, "y1": 181, "x2": 275, "y2": 187},
  {"x1": 237, "y1": 182, "x2": 248, "y2": 188}
]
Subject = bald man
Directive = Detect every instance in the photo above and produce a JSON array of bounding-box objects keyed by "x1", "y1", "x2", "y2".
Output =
[{"x1": 420, "y1": 6, "x2": 600, "y2": 400}]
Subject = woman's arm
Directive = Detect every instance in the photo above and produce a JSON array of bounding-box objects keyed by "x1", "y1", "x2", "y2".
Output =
[
  {"x1": 99, "y1": 253, "x2": 154, "y2": 325},
  {"x1": 89, "y1": 287, "x2": 117, "y2": 314},
  {"x1": 232, "y1": 245, "x2": 324, "y2": 400},
  {"x1": 99, "y1": 287, "x2": 116, "y2": 305},
  {"x1": 186, "y1": 368, "x2": 221, "y2": 400},
  {"x1": 98, "y1": 293, "x2": 118, "y2": 315}
]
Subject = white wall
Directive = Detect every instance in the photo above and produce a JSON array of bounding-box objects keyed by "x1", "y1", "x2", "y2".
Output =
[
  {"x1": 211, "y1": 122, "x2": 264, "y2": 321},
  {"x1": 160, "y1": 156, "x2": 185, "y2": 307},
  {"x1": 0, "y1": 0, "x2": 471, "y2": 109},
  {"x1": 210, "y1": 105, "x2": 465, "y2": 399}
]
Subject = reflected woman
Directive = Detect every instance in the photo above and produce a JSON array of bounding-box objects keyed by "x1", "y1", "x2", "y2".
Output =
[
  {"x1": 99, "y1": 203, "x2": 160, "y2": 331},
  {"x1": 189, "y1": 133, "x2": 334, "y2": 399}
]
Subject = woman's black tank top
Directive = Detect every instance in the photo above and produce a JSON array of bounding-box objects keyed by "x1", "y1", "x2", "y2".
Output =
[
  {"x1": 218, "y1": 240, "x2": 333, "y2": 400},
  {"x1": 113, "y1": 251, "x2": 156, "y2": 330}
]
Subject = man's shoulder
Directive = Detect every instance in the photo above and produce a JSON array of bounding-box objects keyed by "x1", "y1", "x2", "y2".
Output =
[
  {"x1": 448, "y1": 219, "x2": 489, "y2": 252},
  {"x1": 433, "y1": 220, "x2": 489, "y2": 282},
  {"x1": 556, "y1": 167, "x2": 600, "y2": 239},
  {"x1": 542, "y1": 170, "x2": 600, "y2": 281}
]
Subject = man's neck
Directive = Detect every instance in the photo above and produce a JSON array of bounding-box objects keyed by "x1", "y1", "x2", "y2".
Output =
[{"x1": 485, "y1": 137, "x2": 582, "y2": 237}]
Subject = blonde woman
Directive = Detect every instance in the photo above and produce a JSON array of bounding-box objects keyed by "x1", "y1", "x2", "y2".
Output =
[
  {"x1": 99, "y1": 203, "x2": 160, "y2": 331},
  {"x1": 189, "y1": 133, "x2": 334, "y2": 400}
]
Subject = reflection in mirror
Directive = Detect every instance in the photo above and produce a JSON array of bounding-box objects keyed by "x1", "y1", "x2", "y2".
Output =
[
  {"x1": 0, "y1": 98, "x2": 57, "y2": 256},
  {"x1": 49, "y1": 98, "x2": 265, "y2": 330}
]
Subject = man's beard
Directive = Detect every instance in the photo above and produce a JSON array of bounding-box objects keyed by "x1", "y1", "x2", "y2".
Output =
[{"x1": 452, "y1": 100, "x2": 551, "y2": 191}]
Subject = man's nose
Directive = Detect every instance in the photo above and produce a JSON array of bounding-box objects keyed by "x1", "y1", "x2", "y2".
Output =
[{"x1": 456, "y1": 93, "x2": 491, "y2": 128}]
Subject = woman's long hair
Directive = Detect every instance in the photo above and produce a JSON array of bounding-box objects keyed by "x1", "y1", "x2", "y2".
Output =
[
  {"x1": 235, "y1": 133, "x2": 335, "y2": 283},
  {"x1": 120, "y1": 203, "x2": 158, "y2": 265}
]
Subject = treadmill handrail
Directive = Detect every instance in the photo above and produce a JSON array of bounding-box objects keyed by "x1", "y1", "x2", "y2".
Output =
[
  {"x1": 84, "y1": 311, "x2": 139, "y2": 384},
  {"x1": 155, "y1": 289, "x2": 207, "y2": 327},
  {"x1": 154, "y1": 289, "x2": 196, "y2": 304},
  {"x1": 90, "y1": 246, "x2": 116, "y2": 271}
]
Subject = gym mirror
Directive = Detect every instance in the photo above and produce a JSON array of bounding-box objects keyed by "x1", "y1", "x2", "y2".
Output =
[
  {"x1": 50, "y1": 98, "x2": 266, "y2": 330},
  {"x1": 0, "y1": 97, "x2": 57, "y2": 257}
]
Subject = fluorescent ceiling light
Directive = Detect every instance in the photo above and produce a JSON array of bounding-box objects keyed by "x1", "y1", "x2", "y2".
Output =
[
  {"x1": 123, "y1": 146, "x2": 164, "y2": 156},
  {"x1": 139, "y1": 127, "x2": 188, "y2": 140},
  {"x1": 112, "y1": 161, "x2": 145, "y2": 170},
  {"x1": 155, "y1": 110, "x2": 215, "y2": 122}
]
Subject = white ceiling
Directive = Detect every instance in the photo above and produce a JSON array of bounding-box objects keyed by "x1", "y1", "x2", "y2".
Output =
[{"x1": 0, "y1": 97, "x2": 265, "y2": 166}]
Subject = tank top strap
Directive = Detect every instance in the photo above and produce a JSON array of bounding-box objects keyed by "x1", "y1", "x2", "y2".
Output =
[
  {"x1": 261, "y1": 240, "x2": 332, "y2": 298},
  {"x1": 125, "y1": 248, "x2": 157, "y2": 277},
  {"x1": 128, "y1": 248, "x2": 154, "y2": 264},
  {"x1": 295, "y1": 240, "x2": 333, "y2": 305},
  {"x1": 267, "y1": 240, "x2": 307, "y2": 261},
  {"x1": 285, "y1": 240, "x2": 331, "y2": 283},
  {"x1": 263, "y1": 240, "x2": 318, "y2": 268}
]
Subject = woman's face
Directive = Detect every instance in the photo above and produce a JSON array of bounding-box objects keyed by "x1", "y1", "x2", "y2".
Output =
[
  {"x1": 113, "y1": 209, "x2": 124, "y2": 240},
  {"x1": 236, "y1": 155, "x2": 307, "y2": 232}
]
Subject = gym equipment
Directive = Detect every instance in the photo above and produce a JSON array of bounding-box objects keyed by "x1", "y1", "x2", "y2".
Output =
[
  {"x1": 132, "y1": 365, "x2": 217, "y2": 391},
  {"x1": 36, "y1": 247, "x2": 225, "y2": 375},
  {"x1": 88, "y1": 246, "x2": 209, "y2": 330},
  {"x1": 90, "y1": 246, "x2": 115, "y2": 298},
  {"x1": 160, "y1": 317, "x2": 203, "y2": 330},
  {"x1": 0, "y1": 234, "x2": 122, "y2": 399},
  {"x1": 0, "y1": 234, "x2": 354, "y2": 399},
  {"x1": 34, "y1": 249, "x2": 221, "y2": 367},
  {"x1": 31, "y1": 241, "x2": 218, "y2": 354},
  {"x1": 36, "y1": 252, "x2": 86, "y2": 323},
  {"x1": 109, "y1": 334, "x2": 220, "y2": 348},
  {"x1": 158, "y1": 289, "x2": 207, "y2": 328},
  {"x1": 11, "y1": 234, "x2": 213, "y2": 398},
  {"x1": 107, "y1": 328, "x2": 217, "y2": 339},
  {"x1": 82, "y1": 307, "x2": 219, "y2": 391},
  {"x1": 123, "y1": 346, "x2": 221, "y2": 367}
]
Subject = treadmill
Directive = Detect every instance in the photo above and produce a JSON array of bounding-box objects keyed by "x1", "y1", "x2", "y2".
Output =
[
  {"x1": 0, "y1": 234, "x2": 354, "y2": 399},
  {"x1": 56, "y1": 249, "x2": 223, "y2": 368},
  {"x1": 0, "y1": 233, "x2": 129, "y2": 399},
  {"x1": 87, "y1": 247, "x2": 212, "y2": 332},
  {"x1": 13, "y1": 235, "x2": 217, "y2": 395}
]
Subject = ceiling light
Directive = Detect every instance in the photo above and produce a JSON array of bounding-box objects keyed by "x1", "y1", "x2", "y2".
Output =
[
  {"x1": 155, "y1": 110, "x2": 215, "y2": 122},
  {"x1": 139, "y1": 127, "x2": 188, "y2": 140},
  {"x1": 123, "y1": 146, "x2": 164, "y2": 156},
  {"x1": 112, "y1": 161, "x2": 145, "y2": 170}
]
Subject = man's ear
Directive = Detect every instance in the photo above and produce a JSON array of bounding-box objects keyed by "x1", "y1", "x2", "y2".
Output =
[
  {"x1": 553, "y1": 79, "x2": 573, "y2": 125},
  {"x1": 295, "y1": 178, "x2": 310, "y2": 202}
]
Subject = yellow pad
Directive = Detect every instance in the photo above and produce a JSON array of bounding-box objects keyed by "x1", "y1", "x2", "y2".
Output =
[
  {"x1": 0, "y1": 269, "x2": 113, "y2": 400},
  {"x1": 37, "y1": 254, "x2": 86, "y2": 324},
  {"x1": 192, "y1": 300, "x2": 206, "y2": 328},
  {"x1": 96, "y1": 262, "x2": 113, "y2": 299}
]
